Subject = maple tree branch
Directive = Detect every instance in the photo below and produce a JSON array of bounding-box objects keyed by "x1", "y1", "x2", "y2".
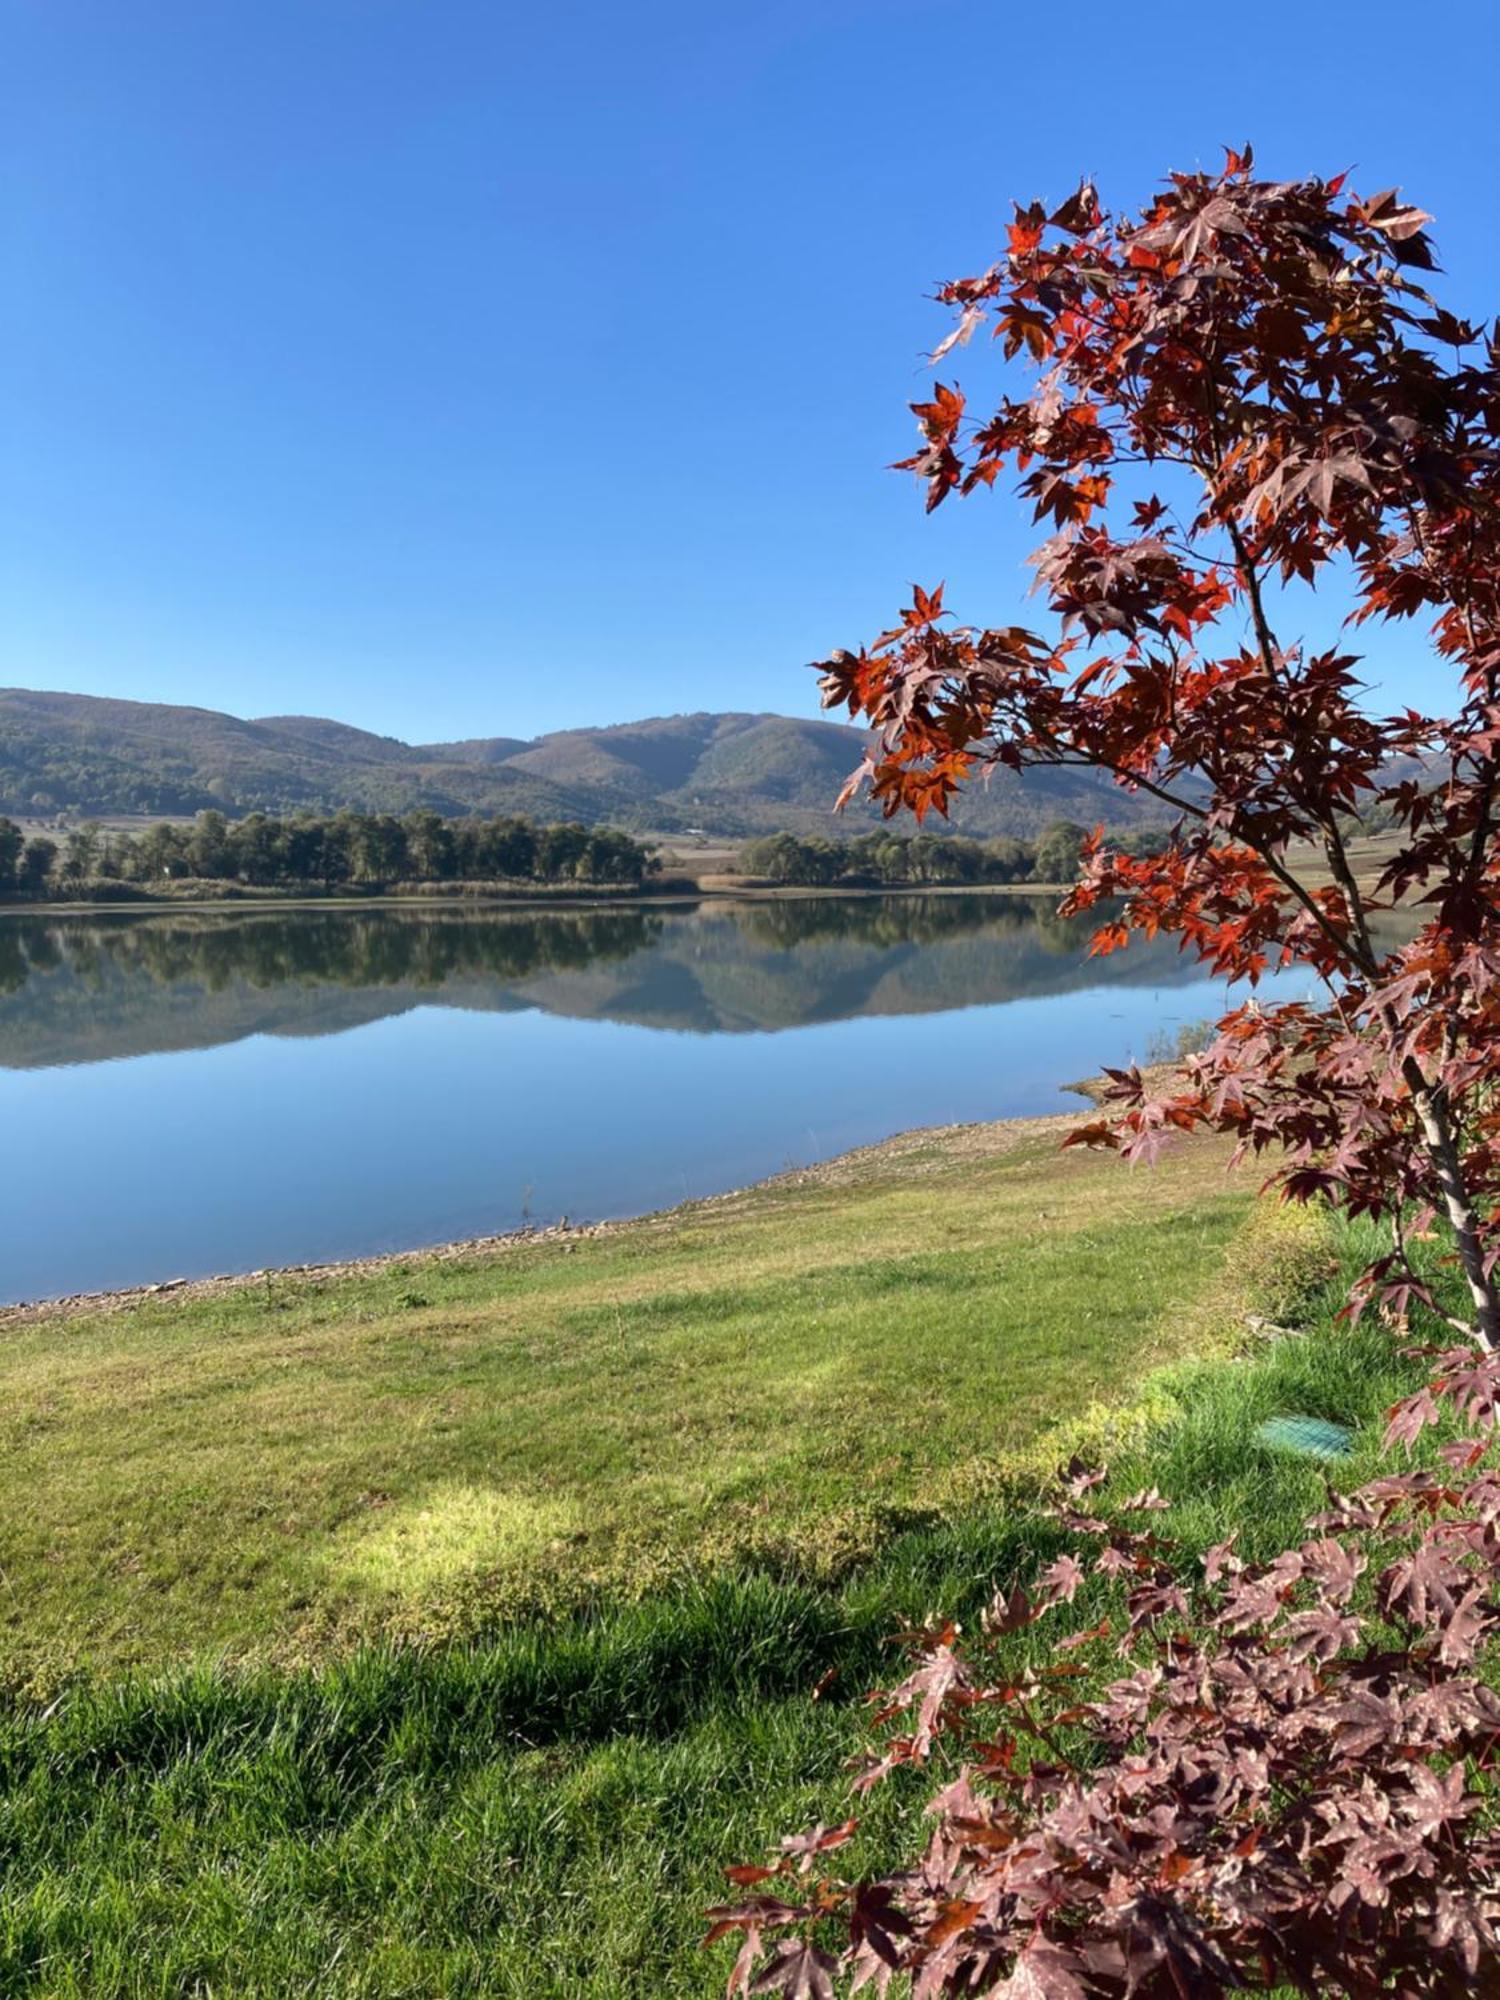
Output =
[
  {"x1": 1048, "y1": 691, "x2": 1497, "y2": 1347},
  {"x1": 1009, "y1": 1694, "x2": 1074, "y2": 1766},
  {"x1": 1317, "y1": 815, "x2": 1381, "y2": 977},
  {"x1": 1464, "y1": 746, "x2": 1500, "y2": 895},
  {"x1": 1037, "y1": 738, "x2": 1372, "y2": 976},
  {"x1": 1037, "y1": 747, "x2": 1208, "y2": 826},
  {"x1": 1190, "y1": 436, "x2": 1497, "y2": 1353},
  {"x1": 1222, "y1": 517, "x2": 1281, "y2": 679},
  {"x1": 1399, "y1": 497, "x2": 1499, "y2": 902},
  {"x1": 1215, "y1": 505, "x2": 1387, "y2": 979},
  {"x1": 1255, "y1": 839, "x2": 1375, "y2": 977},
  {"x1": 1181, "y1": 356, "x2": 1391, "y2": 981}
]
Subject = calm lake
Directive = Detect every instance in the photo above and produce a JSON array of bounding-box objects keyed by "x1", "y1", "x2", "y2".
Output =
[{"x1": 0, "y1": 895, "x2": 1310, "y2": 1304}]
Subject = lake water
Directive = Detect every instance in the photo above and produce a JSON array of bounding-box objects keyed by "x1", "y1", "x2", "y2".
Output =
[{"x1": 0, "y1": 896, "x2": 1311, "y2": 1304}]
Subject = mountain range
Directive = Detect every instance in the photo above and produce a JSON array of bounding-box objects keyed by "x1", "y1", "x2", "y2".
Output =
[{"x1": 0, "y1": 686, "x2": 1174, "y2": 839}]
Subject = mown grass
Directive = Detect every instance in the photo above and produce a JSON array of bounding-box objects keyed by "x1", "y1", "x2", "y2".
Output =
[
  {"x1": 0, "y1": 1282, "x2": 1423, "y2": 1995},
  {"x1": 0, "y1": 1123, "x2": 1250, "y2": 1679},
  {"x1": 0, "y1": 1131, "x2": 1435, "y2": 1995}
]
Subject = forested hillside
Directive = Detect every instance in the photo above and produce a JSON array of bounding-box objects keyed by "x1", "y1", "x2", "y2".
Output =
[{"x1": 0, "y1": 687, "x2": 1178, "y2": 837}]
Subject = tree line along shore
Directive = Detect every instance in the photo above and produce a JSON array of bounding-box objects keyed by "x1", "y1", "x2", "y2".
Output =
[
  {"x1": 0, "y1": 807, "x2": 658, "y2": 899},
  {"x1": 0, "y1": 805, "x2": 1168, "y2": 904}
]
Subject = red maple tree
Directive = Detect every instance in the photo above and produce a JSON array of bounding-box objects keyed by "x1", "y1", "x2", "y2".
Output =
[
  {"x1": 709, "y1": 151, "x2": 1500, "y2": 1998},
  {"x1": 816, "y1": 149, "x2": 1500, "y2": 1348}
]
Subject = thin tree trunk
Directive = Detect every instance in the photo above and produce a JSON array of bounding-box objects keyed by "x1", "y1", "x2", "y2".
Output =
[{"x1": 1406, "y1": 1061, "x2": 1500, "y2": 1351}]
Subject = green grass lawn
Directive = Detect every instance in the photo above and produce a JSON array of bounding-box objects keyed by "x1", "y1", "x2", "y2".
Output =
[
  {"x1": 0, "y1": 1120, "x2": 1251, "y2": 1682},
  {"x1": 0, "y1": 1123, "x2": 1430, "y2": 1994}
]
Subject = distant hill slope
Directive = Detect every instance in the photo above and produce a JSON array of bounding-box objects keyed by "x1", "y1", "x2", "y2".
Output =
[{"x1": 0, "y1": 686, "x2": 1177, "y2": 837}]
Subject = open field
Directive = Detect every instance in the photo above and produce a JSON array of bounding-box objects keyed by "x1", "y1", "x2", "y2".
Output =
[
  {"x1": 0, "y1": 1123, "x2": 1433, "y2": 1994},
  {"x1": 0, "y1": 1118, "x2": 1253, "y2": 1682},
  {"x1": 1289, "y1": 826, "x2": 1406, "y2": 889}
]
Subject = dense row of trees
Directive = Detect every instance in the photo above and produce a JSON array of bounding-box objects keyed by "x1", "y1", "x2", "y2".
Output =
[
  {"x1": 740, "y1": 820, "x2": 1166, "y2": 886},
  {"x1": 0, "y1": 809, "x2": 658, "y2": 897},
  {"x1": 0, "y1": 808, "x2": 1175, "y2": 901}
]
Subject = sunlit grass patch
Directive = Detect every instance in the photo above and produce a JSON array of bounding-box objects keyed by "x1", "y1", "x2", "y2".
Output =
[{"x1": 336, "y1": 1483, "x2": 586, "y2": 1600}]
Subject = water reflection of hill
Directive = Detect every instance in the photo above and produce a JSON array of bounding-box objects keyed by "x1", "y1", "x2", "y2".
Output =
[{"x1": 0, "y1": 898, "x2": 1212, "y2": 1069}]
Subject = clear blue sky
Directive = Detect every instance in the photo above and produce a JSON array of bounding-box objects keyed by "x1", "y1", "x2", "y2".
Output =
[{"x1": 3, "y1": 0, "x2": 1496, "y2": 744}]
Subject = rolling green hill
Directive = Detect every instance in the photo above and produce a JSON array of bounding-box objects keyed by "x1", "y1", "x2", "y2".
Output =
[{"x1": 0, "y1": 686, "x2": 1177, "y2": 837}]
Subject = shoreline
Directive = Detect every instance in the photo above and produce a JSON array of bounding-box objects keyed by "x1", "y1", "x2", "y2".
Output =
[
  {"x1": 0, "y1": 1107, "x2": 1088, "y2": 1328},
  {"x1": 0, "y1": 880, "x2": 1073, "y2": 920}
]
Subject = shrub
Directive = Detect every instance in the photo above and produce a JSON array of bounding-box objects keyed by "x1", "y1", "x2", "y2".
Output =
[{"x1": 712, "y1": 1346, "x2": 1500, "y2": 1994}]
